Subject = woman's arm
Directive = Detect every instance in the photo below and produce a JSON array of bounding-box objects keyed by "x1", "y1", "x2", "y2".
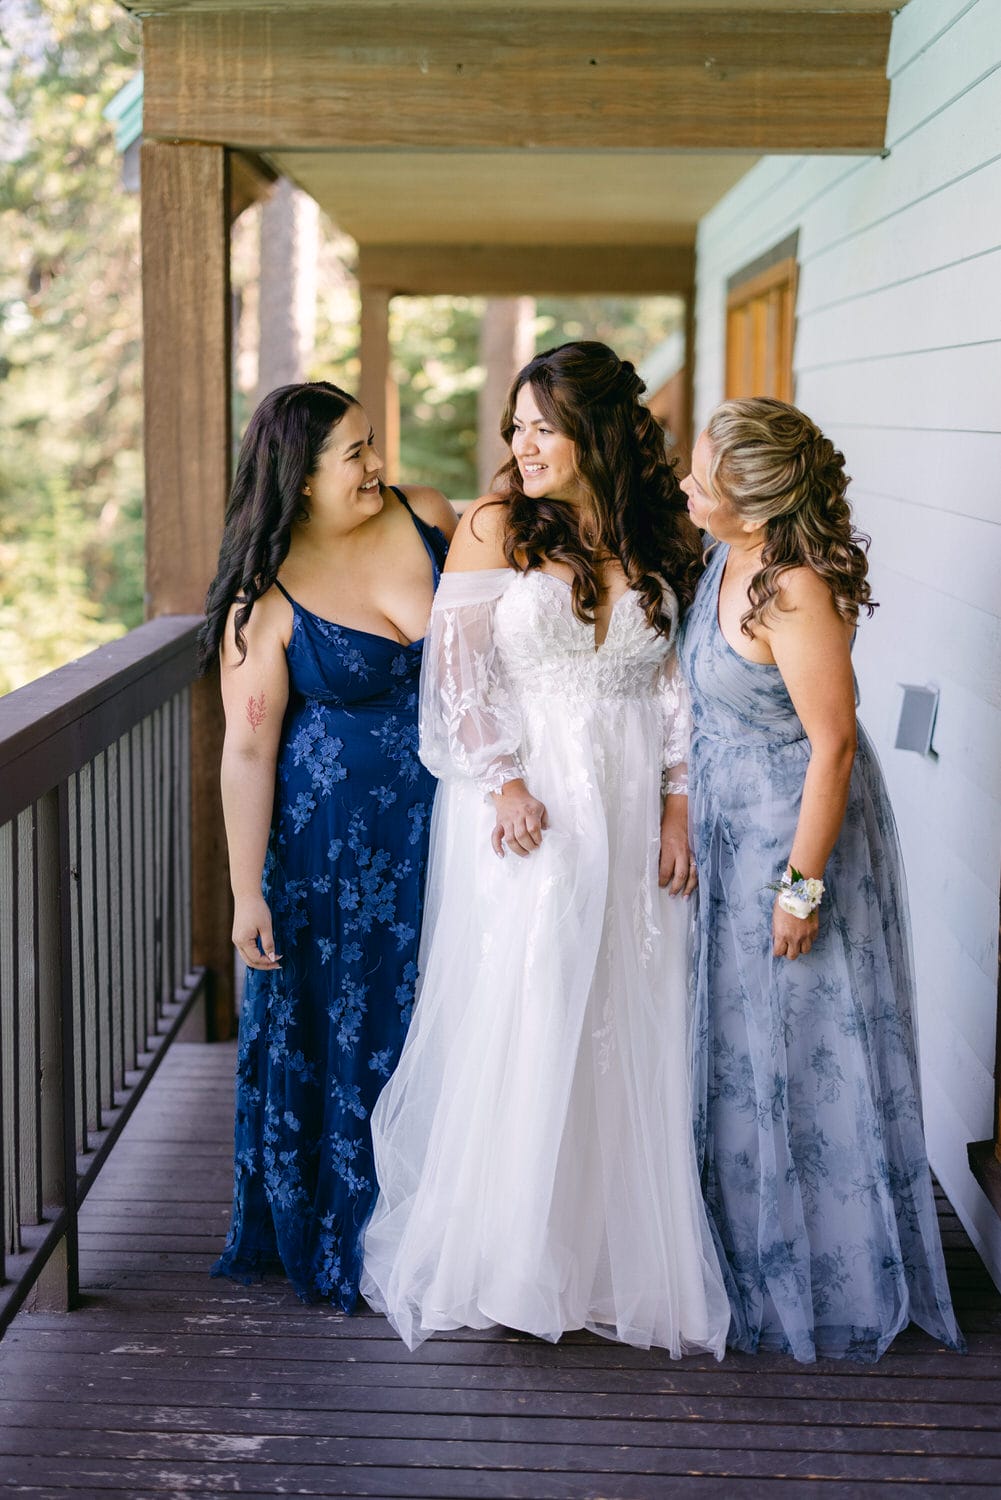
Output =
[
  {"x1": 218, "y1": 591, "x2": 291, "y2": 970},
  {"x1": 764, "y1": 567, "x2": 858, "y2": 959},
  {"x1": 422, "y1": 498, "x2": 547, "y2": 856},
  {"x1": 658, "y1": 649, "x2": 697, "y2": 896}
]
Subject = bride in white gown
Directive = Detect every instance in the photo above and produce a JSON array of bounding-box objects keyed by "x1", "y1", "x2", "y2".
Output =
[{"x1": 361, "y1": 342, "x2": 729, "y2": 1355}]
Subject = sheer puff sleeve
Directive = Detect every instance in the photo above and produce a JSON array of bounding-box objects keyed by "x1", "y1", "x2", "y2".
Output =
[
  {"x1": 418, "y1": 568, "x2": 526, "y2": 797},
  {"x1": 658, "y1": 646, "x2": 692, "y2": 797}
]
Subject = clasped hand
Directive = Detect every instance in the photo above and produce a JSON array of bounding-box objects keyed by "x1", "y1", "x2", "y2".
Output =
[{"x1": 491, "y1": 779, "x2": 549, "y2": 857}]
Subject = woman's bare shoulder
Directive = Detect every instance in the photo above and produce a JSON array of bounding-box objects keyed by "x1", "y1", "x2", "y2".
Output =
[
  {"x1": 221, "y1": 584, "x2": 292, "y2": 668},
  {"x1": 444, "y1": 494, "x2": 511, "y2": 570},
  {"x1": 397, "y1": 484, "x2": 459, "y2": 540},
  {"x1": 771, "y1": 563, "x2": 841, "y2": 620}
]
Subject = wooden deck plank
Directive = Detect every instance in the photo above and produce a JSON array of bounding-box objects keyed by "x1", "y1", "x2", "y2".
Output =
[
  {"x1": 0, "y1": 1041, "x2": 998, "y2": 1498},
  {"x1": 0, "y1": 1444, "x2": 1000, "y2": 1487},
  {"x1": 4, "y1": 1351, "x2": 1000, "y2": 1411},
  {"x1": 6, "y1": 1323, "x2": 997, "y2": 1377},
  {"x1": 1, "y1": 1387, "x2": 1000, "y2": 1431},
  {"x1": 1, "y1": 1401, "x2": 1001, "y2": 1456},
  {"x1": 1, "y1": 1464, "x2": 978, "y2": 1500}
]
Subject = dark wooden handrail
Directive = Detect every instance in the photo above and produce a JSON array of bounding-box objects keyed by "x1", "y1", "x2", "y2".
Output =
[
  {"x1": 0, "y1": 617, "x2": 200, "y2": 826},
  {"x1": 0, "y1": 616, "x2": 206, "y2": 1336}
]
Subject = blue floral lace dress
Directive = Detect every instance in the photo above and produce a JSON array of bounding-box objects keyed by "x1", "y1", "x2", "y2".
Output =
[
  {"x1": 678, "y1": 543, "x2": 963, "y2": 1363},
  {"x1": 211, "y1": 492, "x2": 448, "y2": 1309}
]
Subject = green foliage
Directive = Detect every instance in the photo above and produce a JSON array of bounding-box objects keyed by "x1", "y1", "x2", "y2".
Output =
[
  {"x1": 0, "y1": 0, "x2": 142, "y2": 694},
  {"x1": 393, "y1": 295, "x2": 484, "y2": 497},
  {"x1": 537, "y1": 295, "x2": 684, "y2": 370},
  {"x1": 0, "y1": 0, "x2": 684, "y2": 692},
  {"x1": 391, "y1": 293, "x2": 683, "y2": 500}
]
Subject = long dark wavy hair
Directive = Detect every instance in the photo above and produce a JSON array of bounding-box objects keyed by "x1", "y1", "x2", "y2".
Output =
[
  {"x1": 197, "y1": 381, "x2": 357, "y2": 671},
  {"x1": 490, "y1": 341, "x2": 702, "y2": 635},
  {"x1": 705, "y1": 398, "x2": 876, "y2": 636}
]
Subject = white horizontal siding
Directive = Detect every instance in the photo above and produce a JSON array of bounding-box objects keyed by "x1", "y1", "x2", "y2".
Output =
[
  {"x1": 855, "y1": 564, "x2": 1001, "y2": 736},
  {"x1": 829, "y1": 427, "x2": 1001, "y2": 528},
  {"x1": 843, "y1": 490, "x2": 998, "y2": 620},
  {"x1": 797, "y1": 251, "x2": 1001, "y2": 367},
  {"x1": 887, "y1": 0, "x2": 979, "y2": 75},
  {"x1": 802, "y1": 66, "x2": 1001, "y2": 251},
  {"x1": 885, "y1": 0, "x2": 1001, "y2": 145},
  {"x1": 692, "y1": 0, "x2": 1001, "y2": 1290},
  {"x1": 796, "y1": 343, "x2": 1000, "y2": 432},
  {"x1": 798, "y1": 153, "x2": 1001, "y2": 312}
]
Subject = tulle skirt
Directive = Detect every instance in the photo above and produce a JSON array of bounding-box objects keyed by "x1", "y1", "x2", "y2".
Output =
[{"x1": 360, "y1": 694, "x2": 730, "y2": 1355}]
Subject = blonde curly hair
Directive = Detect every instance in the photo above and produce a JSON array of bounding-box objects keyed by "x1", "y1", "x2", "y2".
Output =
[{"x1": 705, "y1": 397, "x2": 876, "y2": 636}]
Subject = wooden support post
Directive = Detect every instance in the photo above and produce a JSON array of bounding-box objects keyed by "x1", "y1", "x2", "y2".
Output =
[
  {"x1": 477, "y1": 298, "x2": 535, "y2": 496},
  {"x1": 359, "y1": 285, "x2": 399, "y2": 484},
  {"x1": 680, "y1": 292, "x2": 697, "y2": 470},
  {"x1": 141, "y1": 141, "x2": 235, "y2": 1041}
]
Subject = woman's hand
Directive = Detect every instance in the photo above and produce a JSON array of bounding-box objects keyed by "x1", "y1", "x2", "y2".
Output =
[
  {"x1": 490, "y1": 779, "x2": 549, "y2": 857},
  {"x1": 659, "y1": 797, "x2": 697, "y2": 896},
  {"x1": 233, "y1": 893, "x2": 282, "y2": 970},
  {"x1": 772, "y1": 898, "x2": 819, "y2": 961}
]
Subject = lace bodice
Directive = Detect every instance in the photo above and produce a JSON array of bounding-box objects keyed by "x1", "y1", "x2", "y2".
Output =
[
  {"x1": 419, "y1": 568, "x2": 690, "y2": 795},
  {"x1": 495, "y1": 570, "x2": 673, "y2": 700}
]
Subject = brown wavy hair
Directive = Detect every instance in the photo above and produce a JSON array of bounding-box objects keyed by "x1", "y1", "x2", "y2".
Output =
[
  {"x1": 488, "y1": 341, "x2": 703, "y2": 635},
  {"x1": 705, "y1": 397, "x2": 876, "y2": 636}
]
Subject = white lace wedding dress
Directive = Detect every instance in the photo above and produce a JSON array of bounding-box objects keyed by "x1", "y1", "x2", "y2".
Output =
[{"x1": 360, "y1": 567, "x2": 729, "y2": 1355}]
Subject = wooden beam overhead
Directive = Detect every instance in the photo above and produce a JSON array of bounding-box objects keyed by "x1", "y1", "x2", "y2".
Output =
[
  {"x1": 143, "y1": 6, "x2": 893, "y2": 154},
  {"x1": 358, "y1": 244, "x2": 695, "y2": 297},
  {"x1": 228, "y1": 149, "x2": 279, "y2": 224},
  {"x1": 125, "y1": 2, "x2": 906, "y2": 12}
]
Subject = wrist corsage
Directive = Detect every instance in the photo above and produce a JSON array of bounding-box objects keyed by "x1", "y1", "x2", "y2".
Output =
[{"x1": 772, "y1": 866, "x2": 825, "y2": 919}]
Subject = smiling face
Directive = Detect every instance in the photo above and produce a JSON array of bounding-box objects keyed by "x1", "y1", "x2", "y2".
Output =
[
  {"x1": 681, "y1": 429, "x2": 748, "y2": 542},
  {"x1": 304, "y1": 403, "x2": 384, "y2": 533},
  {"x1": 509, "y1": 383, "x2": 588, "y2": 504}
]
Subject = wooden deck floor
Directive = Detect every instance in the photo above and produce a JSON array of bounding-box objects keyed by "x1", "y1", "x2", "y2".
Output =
[{"x1": 0, "y1": 1042, "x2": 998, "y2": 1499}]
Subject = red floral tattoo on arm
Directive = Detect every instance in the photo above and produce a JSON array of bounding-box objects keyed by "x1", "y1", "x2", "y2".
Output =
[{"x1": 246, "y1": 692, "x2": 267, "y2": 732}]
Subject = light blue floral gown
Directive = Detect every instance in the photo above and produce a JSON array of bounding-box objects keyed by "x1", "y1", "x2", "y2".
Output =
[
  {"x1": 678, "y1": 543, "x2": 963, "y2": 1363},
  {"x1": 212, "y1": 492, "x2": 448, "y2": 1309}
]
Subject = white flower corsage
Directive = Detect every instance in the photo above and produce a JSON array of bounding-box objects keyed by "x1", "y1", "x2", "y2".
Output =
[{"x1": 773, "y1": 867, "x2": 825, "y2": 919}]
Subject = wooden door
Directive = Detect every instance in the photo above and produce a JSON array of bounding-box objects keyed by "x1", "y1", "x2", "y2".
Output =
[{"x1": 725, "y1": 256, "x2": 798, "y2": 402}]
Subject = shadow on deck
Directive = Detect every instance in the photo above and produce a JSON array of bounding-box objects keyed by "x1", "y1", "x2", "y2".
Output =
[{"x1": 0, "y1": 1041, "x2": 998, "y2": 1498}]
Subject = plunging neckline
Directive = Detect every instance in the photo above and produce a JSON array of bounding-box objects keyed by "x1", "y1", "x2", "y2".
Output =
[
  {"x1": 276, "y1": 487, "x2": 444, "y2": 648},
  {"x1": 287, "y1": 597, "x2": 425, "y2": 650},
  {"x1": 713, "y1": 545, "x2": 781, "y2": 672},
  {"x1": 533, "y1": 570, "x2": 636, "y2": 654}
]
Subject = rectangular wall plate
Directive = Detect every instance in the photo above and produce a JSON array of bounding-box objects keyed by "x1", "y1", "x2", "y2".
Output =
[{"x1": 895, "y1": 683, "x2": 939, "y2": 757}]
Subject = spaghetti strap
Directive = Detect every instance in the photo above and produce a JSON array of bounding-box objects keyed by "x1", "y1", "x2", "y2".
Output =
[
  {"x1": 390, "y1": 485, "x2": 447, "y2": 583},
  {"x1": 273, "y1": 578, "x2": 296, "y2": 606},
  {"x1": 390, "y1": 484, "x2": 415, "y2": 517}
]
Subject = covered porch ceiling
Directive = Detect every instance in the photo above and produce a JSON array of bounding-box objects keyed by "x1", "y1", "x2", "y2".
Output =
[{"x1": 125, "y1": 0, "x2": 907, "y2": 295}]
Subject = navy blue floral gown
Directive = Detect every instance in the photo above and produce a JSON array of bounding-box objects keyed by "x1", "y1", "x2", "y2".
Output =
[{"x1": 212, "y1": 491, "x2": 447, "y2": 1309}]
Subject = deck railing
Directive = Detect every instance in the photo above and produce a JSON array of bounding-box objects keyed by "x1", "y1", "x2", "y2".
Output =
[{"x1": 0, "y1": 616, "x2": 205, "y2": 1335}]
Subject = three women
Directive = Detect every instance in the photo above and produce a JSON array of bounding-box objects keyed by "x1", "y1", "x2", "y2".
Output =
[{"x1": 205, "y1": 357, "x2": 960, "y2": 1364}]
